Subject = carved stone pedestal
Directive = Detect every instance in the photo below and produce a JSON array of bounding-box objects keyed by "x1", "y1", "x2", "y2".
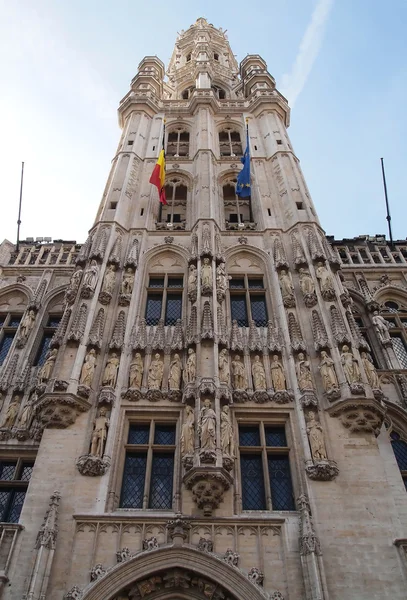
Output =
[
  {"x1": 76, "y1": 454, "x2": 111, "y2": 476},
  {"x1": 183, "y1": 467, "x2": 232, "y2": 516},
  {"x1": 305, "y1": 459, "x2": 339, "y2": 481},
  {"x1": 33, "y1": 393, "x2": 91, "y2": 429},
  {"x1": 98, "y1": 386, "x2": 115, "y2": 406},
  {"x1": 328, "y1": 397, "x2": 387, "y2": 436},
  {"x1": 122, "y1": 388, "x2": 142, "y2": 402}
]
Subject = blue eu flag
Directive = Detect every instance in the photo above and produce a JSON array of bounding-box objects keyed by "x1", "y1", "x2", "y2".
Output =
[{"x1": 236, "y1": 130, "x2": 251, "y2": 198}]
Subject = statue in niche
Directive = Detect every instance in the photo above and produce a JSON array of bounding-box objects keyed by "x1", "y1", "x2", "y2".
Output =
[
  {"x1": 90, "y1": 406, "x2": 109, "y2": 458},
  {"x1": 231, "y1": 355, "x2": 247, "y2": 390},
  {"x1": 199, "y1": 399, "x2": 216, "y2": 451},
  {"x1": 80, "y1": 349, "x2": 97, "y2": 387},
  {"x1": 180, "y1": 405, "x2": 195, "y2": 455},
  {"x1": 188, "y1": 264, "x2": 197, "y2": 301},
  {"x1": 169, "y1": 353, "x2": 182, "y2": 390},
  {"x1": 37, "y1": 348, "x2": 58, "y2": 384},
  {"x1": 220, "y1": 405, "x2": 234, "y2": 457},
  {"x1": 372, "y1": 311, "x2": 391, "y2": 344},
  {"x1": 340, "y1": 345, "x2": 361, "y2": 385},
  {"x1": 102, "y1": 264, "x2": 116, "y2": 295},
  {"x1": 316, "y1": 262, "x2": 335, "y2": 297},
  {"x1": 270, "y1": 355, "x2": 286, "y2": 391},
  {"x1": 120, "y1": 268, "x2": 134, "y2": 296},
  {"x1": 69, "y1": 268, "x2": 83, "y2": 292},
  {"x1": 102, "y1": 353, "x2": 120, "y2": 388},
  {"x1": 18, "y1": 309, "x2": 36, "y2": 344},
  {"x1": 1, "y1": 396, "x2": 21, "y2": 429},
  {"x1": 202, "y1": 224, "x2": 211, "y2": 254},
  {"x1": 184, "y1": 348, "x2": 196, "y2": 384},
  {"x1": 216, "y1": 262, "x2": 229, "y2": 296},
  {"x1": 361, "y1": 352, "x2": 381, "y2": 389},
  {"x1": 252, "y1": 355, "x2": 266, "y2": 390},
  {"x1": 296, "y1": 352, "x2": 314, "y2": 390},
  {"x1": 218, "y1": 348, "x2": 230, "y2": 385},
  {"x1": 19, "y1": 396, "x2": 34, "y2": 429},
  {"x1": 129, "y1": 353, "x2": 143, "y2": 389},
  {"x1": 148, "y1": 353, "x2": 164, "y2": 390},
  {"x1": 318, "y1": 351, "x2": 339, "y2": 392},
  {"x1": 306, "y1": 411, "x2": 327, "y2": 461},
  {"x1": 83, "y1": 260, "x2": 99, "y2": 291},
  {"x1": 201, "y1": 257, "x2": 212, "y2": 291},
  {"x1": 279, "y1": 270, "x2": 295, "y2": 305},
  {"x1": 299, "y1": 268, "x2": 315, "y2": 295}
]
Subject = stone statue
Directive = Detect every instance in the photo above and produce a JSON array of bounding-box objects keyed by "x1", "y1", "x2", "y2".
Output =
[
  {"x1": 252, "y1": 355, "x2": 266, "y2": 390},
  {"x1": 1, "y1": 396, "x2": 21, "y2": 429},
  {"x1": 306, "y1": 411, "x2": 327, "y2": 461},
  {"x1": 216, "y1": 262, "x2": 229, "y2": 295},
  {"x1": 169, "y1": 353, "x2": 182, "y2": 390},
  {"x1": 102, "y1": 264, "x2": 116, "y2": 294},
  {"x1": 299, "y1": 268, "x2": 315, "y2": 295},
  {"x1": 80, "y1": 349, "x2": 97, "y2": 387},
  {"x1": 316, "y1": 262, "x2": 335, "y2": 297},
  {"x1": 201, "y1": 257, "x2": 212, "y2": 290},
  {"x1": 318, "y1": 351, "x2": 339, "y2": 392},
  {"x1": 129, "y1": 353, "x2": 143, "y2": 388},
  {"x1": 18, "y1": 397, "x2": 33, "y2": 429},
  {"x1": 90, "y1": 407, "x2": 109, "y2": 458},
  {"x1": 218, "y1": 348, "x2": 230, "y2": 385},
  {"x1": 102, "y1": 353, "x2": 120, "y2": 387},
  {"x1": 180, "y1": 405, "x2": 194, "y2": 455},
  {"x1": 372, "y1": 311, "x2": 391, "y2": 343},
  {"x1": 361, "y1": 352, "x2": 381, "y2": 389},
  {"x1": 279, "y1": 270, "x2": 294, "y2": 304},
  {"x1": 184, "y1": 348, "x2": 196, "y2": 384},
  {"x1": 296, "y1": 352, "x2": 314, "y2": 390},
  {"x1": 148, "y1": 353, "x2": 164, "y2": 390},
  {"x1": 188, "y1": 264, "x2": 197, "y2": 298},
  {"x1": 69, "y1": 268, "x2": 83, "y2": 292},
  {"x1": 231, "y1": 355, "x2": 247, "y2": 390},
  {"x1": 37, "y1": 348, "x2": 58, "y2": 384},
  {"x1": 120, "y1": 268, "x2": 134, "y2": 295},
  {"x1": 220, "y1": 405, "x2": 234, "y2": 457},
  {"x1": 270, "y1": 355, "x2": 286, "y2": 391},
  {"x1": 202, "y1": 224, "x2": 211, "y2": 254},
  {"x1": 199, "y1": 399, "x2": 216, "y2": 451},
  {"x1": 19, "y1": 309, "x2": 36, "y2": 343},
  {"x1": 340, "y1": 345, "x2": 361, "y2": 385},
  {"x1": 83, "y1": 260, "x2": 99, "y2": 291}
]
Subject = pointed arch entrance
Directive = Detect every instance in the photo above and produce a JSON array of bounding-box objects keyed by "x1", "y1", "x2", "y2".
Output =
[{"x1": 80, "y1": 546, "x2": 267, "y2": 600}]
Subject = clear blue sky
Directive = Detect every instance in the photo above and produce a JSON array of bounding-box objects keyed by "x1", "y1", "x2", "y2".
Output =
[{"x1": 1, "y1": 0, "x2": 406, "y2": 244}]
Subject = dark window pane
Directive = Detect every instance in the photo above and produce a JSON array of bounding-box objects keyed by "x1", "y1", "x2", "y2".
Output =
[
  {"x1": 149, "y1": 278, "x2": 165, "y2": 288},
  {"x1": 47, "y1": 316, "x2": 61, "y2": 328},
  {"x1": 174, "y1": 185, "x2": 187, "y2": 201},
  {"x1": 241, "y1": 455, "x2": 266, "y2": 510},
  {"x1": 239, "y1": 426, "x2": 261, "y2": 446},
  {"x1": 391, "y1": 335, "x2": 407, "y2": 369},
  {"x1": 8, "y1": 491, "x2": 26, "y2": 523},
  {"x1": 34, "y1": 335, "x2": 53, "y2": 366},
  {"x1": 20, "y1": 464, "x2": 34, "y2": 482},
  {"x1": 146, "y1": 294, "x2": 162, "y2": 326},
  {"x1": 250, "y1": 295, "x2": 268, "y2": 327},
  {"x1": 248, "y1": 279, "x2": 264, "y2": 289},
  {"x1": 391, "y1": 434, "x2": 407, "y2": 471},
  {"x1": 120, "y1": 453, "x2": 147, "y2": 508},
  {"x1": 219, "y1": 131, "x2": 229, "y2": 142},
  {"x1": 230, "y1": 131, "x2": 241, "y2": 142},
  {"x1": 385, "y1": 301, "x2": 399, "y2": 311},
  {"x1": 230, "y1": 279, "x2": 245, "y2": 289},
  {"x1": 265, "y1": 427, "x2": 287, "y2": 447},
  {"x1": 172, "y1": 214, "x2": 181, "y2": 222},
  {"x1": 167, "y1": 278, "x2": 184, "y2": 288},
  {"x1": 0, "y1": 317, "x2": 5, "y2": 327},
  {"x1": 0, "y1": 490, "x2": 12, "y2": 521},
  {"x1": 165, "y1": 294, "x2": 182, "y2": 326},
  {"x1": 154, "y1": 425, "x2": 176, "y2": 445},
  {"x1": 0, "y1": 335, "x2": 15, "y2": 365},
  {"x1": 9, "y1": 317, "x2": 22, "y2": 327},
  {"x1": 179, "y1": 131, "x2": 189, "y2": 142},
  {"x1": 168, "y1": 132, "x2": 178, "y2": 142},
  {"x1": 0, "y1": 462, "x2": 17, "y2": 481},
  {"x1": 231, "y1": 295, "x2": 248, "y2": 327},
  {"x1": 404, "y1": 477, "x2": 407, "y2": 492},
  {"x1": 149, "y1": 453, "x2": 174, "y2": 509},
  {"x1": 128, "y1": 424, "x2": 150, "y2": 445},
  {"x1": 268, "y1": 455, "x2": 295, "y2": 511}
]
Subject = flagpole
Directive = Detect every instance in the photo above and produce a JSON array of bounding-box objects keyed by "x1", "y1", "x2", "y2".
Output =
[
  {"x1": 380, "y1": 157, "x2": 393, "y2": 247},
  {"x1": 16, "y1": 161, "x2": 24, "y2": 253},
  {"x1": 235, "y1": 118, "x2": 249, "y2": 229}
]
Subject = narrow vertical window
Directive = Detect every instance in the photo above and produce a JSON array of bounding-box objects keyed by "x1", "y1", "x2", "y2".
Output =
[
  {"x1": 0, "y1": 458, "x2": 35, "y2": 522},
  {"x1": 0, "y1": 315, "x2": 22, "y2": 366},
  {"x1": 229, "y1": 277, "x2": 268, "y2": 327},
  {"x1": 145, "y1": 276, "x2": 184, "y2": 326},
  {"x1": 34, "y1": 315, "x2": 62, "y2": 366}
]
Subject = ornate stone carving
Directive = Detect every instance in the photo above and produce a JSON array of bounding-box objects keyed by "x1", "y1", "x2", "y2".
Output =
[
  {"x1": 248, "y1": 567, "x2": 264, "y2": 586},
  {"x1": 90, "y1": 407, "x2": 109, "y2": 457},
  {"x1": 0, "y1": 396, "x2": 21, "y2": 429},
  {"x1": 190, "y1": 231, "x2": 198, "y2": 260},
  {"x1": 109, "y1": 310, "x2": 126, "y2": 349},
  {"x1": 129, "y1": 353, "x2": 143, "y2": 389},
  {"x1": 80, "y1": 349, "x2": 97, "y2": 388},
  {"x1": 330, "y1": 305, "x2": 351, "y2": 344},
  {"x1": 50, "y1": 307, "x2": 71, "y2": 347},
  {"x1": 197, "y1": 537, "x2": 213, "y2": 552},
  {"x1": 99, "y1": 264, "x2": 116, "y2": 304},
  {"x1": 108, "y1": 234, "x2": 122, "y2": 265},
  {"x1": 164, "y1": 236, "x2": 174, "y2": 244},
  {"x1": 0, "y1": 354, "x2": 18, "y2": 393},
  {"x1": 231, "y1": 354, "x2": 247, "y2": 390},
  {"x1": 90, "y1": 563, "x2": 106, "y2": 581},
  {"x1": 201, "y1": 301, "x2": 214, "y2": 339},
  {"x1": 81, "y1": 260, "x2": 99, "y2": 298},
  {"x1": 346, "y1": 308, "x2": 370, "y2": 350},
  {"x1": 201, "y1": 223, "x2": 212, "y2": 256},
  {"x1": 318, "y1": 351, "x2": 340, "y2": 400},
  {"x1": 216, "y1": 261, "x2": 230, "y2": 302},
  {"x1": 306, "y1": 411, "x2": 327, "y2": 460},
  {"x1": 316, "y1": 261, "x2": 336, "y2": 300},
  {"x1": 299, "y1": 268, "x2": 317, "y2": 307},
  {"x1": 307, "y1": 228, "x2": 326, "y2": 262},
  {"x1": 131, "y1": 318, "x2": 147, "y2": 351},
  {"x1": 199, "y1": 399, "x2": 216, "y2": 452},
  {"x1": 102, "y1": 354, "x2": 120, "y2": 388},
  {"x1": 33, "y1": 393, "x2": 91, "y2": 429},
  {"x1": 89, "y1": 227, "x2": 108, "y2": 261},
  {"x1": 329, "y1": 399, "x2": 386, "y2": 435},
  {"x1": 87, "y1": 308, "x2": 105, "y2": 348},
  {"x1": 218, "y1": 348, "x2": 230, "y2": 385},
  {"x1": 230, "y1": 320, "x2": 244, "y2": 351},
  {"x1": 340, "y1": 345, "x2": 363, "y2": 394},
  {"x1": 125, "y1": 237, "x2": 139, "y2": 268},
  {"x1": 296, "y1": 352, "x2": 314, "y2": 391},
  {"x1": 220, "y1": 405, "x2": 234, "y2": 458},
  {"x1": 116, "y1": 547, "x2": 132, "y2": 562},
  {"x1": 291, "y1": 232, "x2": 307, "y2": 266},
  {"x1": 184, "y1": 468, "x2": 232, "y2": 516},
  {"x1": 68, "y1": 303, "x2": 87, "y2": 342},
  {"x1": 16, "y1": 309, "x2": 36, "y2": 348},
  {"x1": 287, "y1": 312, "x2": 306, "y2": 352},
  {"x1": 168, "y1": 353, "x2": 182, "y2": 390},
  {"x1": 311, "y1": 309, "x2": 329, "y2": 351},
  {"x1": 184, "y1": 348, "x2": 196, "y2": 385},
  {"x1": 361, "y1": 352, "x2": 381, "y2": 391},
  {"x1": 267, "y1": 320, "x2": 281, "y2": 352},
  {"x1": 188, "y1": 264, "x2": 198, "y2": 303},
  {"x1": 252, "y1": 355, "x2": 266, "y2": 391},
  {"x1": 119, "y1": 268, "x2": 134, "y2": 305},
  {"x1": 223, "y1": 548, "x2": 239, "y2": 566},
  {"x1": 238, "y1": 235, "x2": 248, "y2": 244},
  {"x1": 279, "y1": 270, "x2": 295, "y2": 307},
  {"x1": 217, "y1": 306, "x2": 228, "y2": 346},
  {"x1": 201, "y1": 258, "x2": 213, "y2": 295},
  {"x1": 170, "y1": 319, "x2": 184, "y2": 350},
  {"x1": 148, "y1": 354, "x2": 164, "y2": 390},
  {"x1": 248, "y1": 320, "x2": 262, "y2": 352},
  {"x1": 305, "y1": 459, "x2": 339, "y2": 481},
  {"x1": 76, "y1": 454, "x2": 110, "y2": 476},
  {"x1": 143, "y1": 536, "x2": 159, "y2": 551},
  {"x1": 273, "y1": 236, "x2": 288, "y2": 269},
  {"x1": 29, "y1": 279, "x2": 47, "y2": 310},
  {"x1": 64, "y1": 586, "x2": 83, "y2": 600},
  {"x1": 181, "y1": 405, "x2": 194, "y2": 456},
  {"x1": 269, "y1": 355, "x2": 286, "y2": 391},
  {"x1": 37, "y1": 347, "x2": 58, "y2": 385},
  {"x1": 186, "y1": 307, "x2": 198, "y2": 345},
  {"x1": 298, "y1": 494, "x2": 321, "y2": 556},
  {"x1": 372, "y1": 311, "x2": 392, "y2": 345},
  {"x1": 166, "y1": 516, "x2": 191, "y2": 543}
]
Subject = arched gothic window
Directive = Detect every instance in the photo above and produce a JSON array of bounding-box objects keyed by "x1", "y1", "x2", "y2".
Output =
[
  {"x1": 380, "y1": 301, "x2": 407, "y2": 368},
  {"x1": 214, "y1": 53, "x2": 219, "y2": 61},
  {"x1": 222, "y1": 176, "x2": 252, "y2": 230},
  {"x1": 157, "y1": 177, "x2": 187, "y2": 230},
  {"x1": 181, "y1": 86, "x2": 195, "y2": 100},
  {"x1": 219, "y1": 128, "x2": 242, "y2": 156},
  {"x1": 166, "y1": 129, "x2": 190, "y2": 157},
  {"x1": 212, "y1": 85, "x2": 226, "y2": 99},
  {"x1": 391, "y1": 432, "x2": 407, "y2": 491}
]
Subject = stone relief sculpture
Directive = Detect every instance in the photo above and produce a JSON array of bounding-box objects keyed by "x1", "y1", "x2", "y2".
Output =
[
  {"x1": 184, "y1": 348, "x2": 196, "y2": 384},
  {"x1": 125, "y1": 237, "x2": 139, "y2": 268},
  {"x1": 318, "y1": 351, "x2": 339, "y2": 396},
  {"x1": 169, "y1": 353, "x2": 182, "y2": 390},
  {"x1": 306, "y1": 411, "x2": 327, "y2": 461},
  {"x1": 37, "y1": 348, "x2": 58, "y2": 384},
  {"x1": 202, "y1": 223, "x2": 211, "y2": 255},
  {"x1": 100, "y1": 264, "x2": 116, "y2": 302},
  {"x1": 220, "y1": 405, "x2": 234, "y2": 457},
  {"x1": 340, "y1": 345, "x2": 362, "y2": 386},
  {"x1": 148, "y1": 353, "x2": 164, "y2": 390},
  {"x1": 231, "y1": 355, "x2": 247, "y2": 390},
  {"x1": 299, "y1": 268, "x2": 317, "y2": 307},
  {"x1": 199, "y1": 399, "x2": 216, "y2": 451},
  {"x1": 18, "y1": 396, "x2": 33, "y2": 430},
  {"x1": 316, "y1": 262, "x2": 335, "y2": 300},
  {"x1": 17, "y1": 309, "x2": 36, "y2": 347},
  {"x1": 82, "y1": 260, "x2": 99, "y2": 296},
  {"x1": 296, "y1": 352, "x2": 314, "y2": 391},
  {"x1": 201, "y1": 257, "x2": 212, "y2": 294},
  {"x1": 361, "y1": 352, "x2": 381, "y2": 389},
  {"x1": 180, "y1": 405, "x2": 194, "y2": 455},
  {"x1": 216, "y1": 262, "x2": 230, "y2": 301},
  {"x1": 102, "y1": 353, "x2": 120, "y2": 388},
  {"x1": 188, "y1": 264, "x2": 198, "y2": 303},
  {"x1": 1, "y1": 396, "x2": 21, "y2": 429},
  {"x1": 65, "y1": 268, "x2": 83, "y2": 303},
  {"x1": 129, "y1": 353, "x2": 143, "y2": 389},
  {"x1": 252, "y1": 355, "x2": 266, "y2": 391},
  {"x1": 372, "y1": 311, "x2": 391, "y2": 344},
  {"x1": 270, "y1": 355, "x2": 286, "y2": 391},
  {"x1": 279, "y1": 270, "x2": 295, "y2": 307},
  {"x1": 120, "y1": 268, "x2": 134, "y2": 296},
  {"x1": 90, "y1": 407, "x2": 109, "y2": 457},
  {"x1": 80, "y1": 349, "x2": 97, "y2": 388},
  {"x1": 218, "y1": 348, "x2": 230, "y2": 385}
]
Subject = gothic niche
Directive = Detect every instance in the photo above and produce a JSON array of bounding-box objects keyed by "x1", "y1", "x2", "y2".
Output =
[
  {"x1": 81, "y1": 260, "x2": 100, "y2": 299},
  {"x1": 99, "y1": 264, "x2": 117, "y2": 305},
  {"x1": 76, "y1": 406, "x2": 111, "y2": 476},
  {"x1": 119, "y1": 267, "x2": 135, "y2": 306},
  {"x1": 304, "y1": 409, "x2": 339, "y2": 481},
  {"x1": 123, "y1": 352, "x2": 144, "y2": 402},
  {"x1": 78, "y1": 349, "x2": 97, "y2": 398}
]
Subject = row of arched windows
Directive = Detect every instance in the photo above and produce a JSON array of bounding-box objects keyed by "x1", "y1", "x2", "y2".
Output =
[{"x1": 165, "y1": 127, "x2": 243, "y2": 158}]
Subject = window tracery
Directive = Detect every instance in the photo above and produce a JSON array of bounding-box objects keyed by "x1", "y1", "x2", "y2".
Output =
[
  {"x1": 222, "y1": 175, "x2": 252, "y2": 229},
  {"x1": 380, "y1": 301, "x2": 407, "y2": 368},
  {"x1": 218, "y1": 128, "x2": 242, "y2": 157},
  {"x1": 166, "y1": 128, "x2": 190, "y2": 157},
  {"x1": 157, "y1": 177, "x2": 188, "y2": 230}
]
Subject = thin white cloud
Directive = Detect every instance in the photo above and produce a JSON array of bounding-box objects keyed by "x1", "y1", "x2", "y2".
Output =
[{"x1": 281, "y1": 0, "x2": 334, "y2": 106}]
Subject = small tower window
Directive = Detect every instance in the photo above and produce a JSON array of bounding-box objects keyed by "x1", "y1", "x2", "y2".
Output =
[
  {"x1": 214, "y1": 53, "x2": 219, "y2": 61},
  {"x1": 212, "y1": 85, "x2": 226, "y2": 100},
  {"x1": 219, "y1": 129, "x2": 243, "y2": 157},
  {"x1": 222, "y1": 176, "x2": 252, "y2": 230},
  {"x1": 166, "y1": 129, "x2": 190, "y2": 158},
  {"x1": 158, "y1": 177, "x2": 187, "y2": 229},
  {"x1": 186, "y1": 54, "x2": 191, "y2": 62}
]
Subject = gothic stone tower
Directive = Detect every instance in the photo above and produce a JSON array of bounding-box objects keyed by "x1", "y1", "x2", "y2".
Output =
[{"x1": 0, "y1": 16, "x2": 407, "y2": 600}]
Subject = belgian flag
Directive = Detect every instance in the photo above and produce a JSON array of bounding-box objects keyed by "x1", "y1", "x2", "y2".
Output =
[{"x1": 149, "y1": 121, "x2": 167, "y2": 205}]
